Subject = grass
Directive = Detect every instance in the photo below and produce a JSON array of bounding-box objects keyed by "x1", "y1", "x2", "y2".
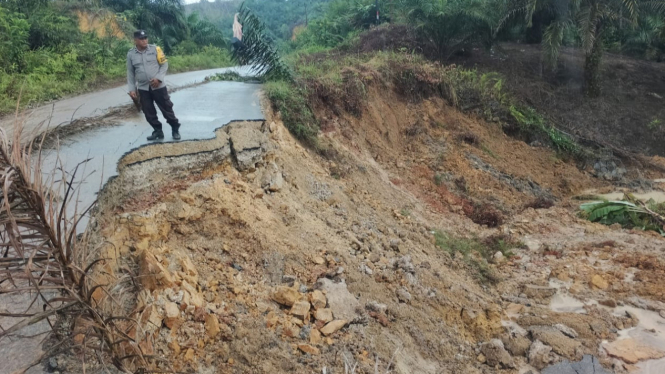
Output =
[
  {"x1": 480, "y1": 144, "x2": 499, "y2": 159},
  {"x1": 433, "y1": 231, "x2": 519, "y2": 284},
  {"x1": 168, "y1": 47, "x2": 233, "y2": 73},
  {"x1": 434, "y1": 174, "x2": 444, "y2": 186},
  {"x1": 647, "y1": 118, "x2": 663, "y2": 131},
  {"x1": 264, "y1": 80, "x2": 319, "y2": 145},
  {"x1": 509, "y1": 105, "x2": 584, "y2": 158}
]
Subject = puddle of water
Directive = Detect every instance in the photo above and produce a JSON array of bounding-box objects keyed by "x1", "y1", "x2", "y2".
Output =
[
  {"x1": 613, "y1": 306, "x2": 665, "y2": 374},
  {"x1": 549, "y1": 292, "x2": 590, "y2": 313},
  {"x1": 547, "y1": 287, "x2": 665, "y2": 374},
  {"x1": 548, "y1": 279, "x2": 597, "y2": 314}
]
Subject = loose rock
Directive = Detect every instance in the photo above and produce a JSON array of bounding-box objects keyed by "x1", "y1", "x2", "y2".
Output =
[
  {"x1": 396, "y1": 288, "x2": 412, "y2": 303},
  {"x1": 529, "y1": 340, "x2": 555, "y2": 370},
  {"x1": 316, "y1": 279, "x2": 359, "y2": 320},
  {"x1": 290, "y1": 301, "x2": 311, "y2": 320},
  {"x1": 309, "y1": 290, "x2": 327, "y2": 310},
  {"x1": 522, "y1": 285, "x2": 557, "y2": 299},
  {"x1": 480, "y1": 339, "x2": 515, "y2": 368},
  {"x1": 502, "y1": 335, "x2": 532, "y2": 356},
  {"x1": 590, "y1": 274, "x2": 609, "y2": 290},
  {"x1": 529, "y1": 326, "x2": 581, "y2": 359},
  {"x1": 272, "y1": 286, "x2": 300, "y2": 306},
  {"x1": 205, "y1": 314, "x2": 220, "y2": 338},
  {"x1": 320, "y1": 320, "x2": 347, "y2": 336},
  {"x1": 603, "y1": 337, "x2": 665, "y2": 364},
  {"x1": 298, "y1": 344, "x2": 320, "y2": 355},
  {"x1": 315, "y1": 308, "x2": 333, "y2": 323},
  {"x1": 553, "y1": 324, "x2": 578, "y2": 339}
]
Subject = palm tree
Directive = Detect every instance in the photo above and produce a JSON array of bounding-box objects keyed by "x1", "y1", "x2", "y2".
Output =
[
  {"x1": 520, "y1": 0, "x2": 644, "y2": 96},
  {"x1": 186, "y1": 12, "x2": 227, "y2": 48},
  {"x1": 102, "y1": 0, "x2": 188, "y2": 52},
  {"x1": 400, "y1": 0, "x2": 509, "y2": 59}
]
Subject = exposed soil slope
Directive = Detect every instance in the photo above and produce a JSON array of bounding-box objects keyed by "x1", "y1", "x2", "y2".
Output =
[{"x1": 67, "y1": 66, "x2": 665, "y2": 374}]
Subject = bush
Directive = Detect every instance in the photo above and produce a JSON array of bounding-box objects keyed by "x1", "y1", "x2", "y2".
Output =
[
  {"x1": 0, "y1": 7, "x2": 30, "y2": 73},
  {"x1": 168, "y1": 46, "x2": 232, "y2": 72},
  {"x1": 27, "y1": 9, "x2": 81, "y2": 50},
  {"x1": 264, "y1": 80, "x2": 319, "y2": 144},
  {"x1": 173, "y1": 40, "x2": 199, "y2": 55}
]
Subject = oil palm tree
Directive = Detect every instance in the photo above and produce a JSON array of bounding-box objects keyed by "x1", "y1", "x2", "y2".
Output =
[
  {"x1": 400, "y1": 0, "x2": 509, "y2": 59},
  {"x1": 186, "y1": 12, "x2": 227, "y2": 48},
  {"x1": 519, "y1": 0, "x2": 646, "y2": 96},
  {"x1": 102, "y1": 0, "x2": 187, "y2": 52}
]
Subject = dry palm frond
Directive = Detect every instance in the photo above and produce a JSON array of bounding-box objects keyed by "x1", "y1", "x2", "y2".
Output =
[{"x1": 0, "y1": 114, "x2": 158, "y2": 373}]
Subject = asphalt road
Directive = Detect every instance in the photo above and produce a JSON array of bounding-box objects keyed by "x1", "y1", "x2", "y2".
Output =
[{"x1": 0, "y1": 66, "x2": 256, "y2": 140}]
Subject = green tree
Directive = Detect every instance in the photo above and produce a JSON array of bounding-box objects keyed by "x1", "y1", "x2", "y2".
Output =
[
  {"x1": 186, "y1": 12, "x2": 227, "y2": 48},
  {"x1": 0, "y1": 7, "x2": 30, "y2": 73},
  {"x1": 520, "y1": 0, "x2": 661, "y2": 96},
  {"x1": 399, "y1": 0, "x2": 507, "y2": 58},
  {"x1": 0, "y1": 0, "x2": 48, "y2": 14},
  {"x1": 102, "y1": 0, "x2": 188, "y2": 52}
]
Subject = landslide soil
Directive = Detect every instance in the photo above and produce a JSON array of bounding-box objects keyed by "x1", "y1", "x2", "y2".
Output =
[{"x1": 76, "y1": 60, "x2": 665, "y2": 374}]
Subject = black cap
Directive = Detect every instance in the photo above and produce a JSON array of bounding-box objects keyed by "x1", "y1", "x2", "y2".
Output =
[{"x1": 133, "y1": 30, "x2": 147, "y2": 39}]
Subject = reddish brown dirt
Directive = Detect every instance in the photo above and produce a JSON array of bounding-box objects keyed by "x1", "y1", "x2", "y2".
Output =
[{"x1": 317, "y1": 83, "x2": 604, "y2": 221}]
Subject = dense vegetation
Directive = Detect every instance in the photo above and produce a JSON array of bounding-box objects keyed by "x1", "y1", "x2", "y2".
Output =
[
  {"x1": 217, "y1": 0, "x2": 665, "y2": 98},
  {"x1": 185, "y1": 0, "x2": 331, "y2": 40},
  {"x1": 0, "y1": 0, "x2": 231, "y2": 115}
]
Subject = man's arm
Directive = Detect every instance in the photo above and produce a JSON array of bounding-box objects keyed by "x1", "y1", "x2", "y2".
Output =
[
  {"x1": 155, "y1": 46, "x2": 168, "y2": 83},
  {"x1": 127, "y1": 52, "x2": 136, "y2": 93}
]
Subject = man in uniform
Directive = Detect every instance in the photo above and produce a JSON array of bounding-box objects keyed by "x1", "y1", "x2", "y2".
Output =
[{"x1": 127, "y1": 30, "x2": 181, "y2": 141}]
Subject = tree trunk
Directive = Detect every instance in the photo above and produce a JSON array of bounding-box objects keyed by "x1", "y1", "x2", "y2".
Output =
[{"x1": 583, "y1": 37, "x2": 603, "y2": 97}]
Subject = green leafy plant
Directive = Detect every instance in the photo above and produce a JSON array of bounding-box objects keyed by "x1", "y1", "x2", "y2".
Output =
[
  {"x1": 510, "y1": 105, "x2": 582, "y2": 156},
  {"x1": 647, "y1": 118, "x2": 663, "y2": 130},
  {"x1": 580, "y1": 194, "x2": 665, "y2": 235}
]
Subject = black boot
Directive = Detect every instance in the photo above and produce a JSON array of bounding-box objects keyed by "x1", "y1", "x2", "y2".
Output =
[
  {"x1": 147, "y1": 130, "x2": 164, "y2": 141},
  {"x1": 172, "y1": 130, "x2": 181, "y2": 140}
]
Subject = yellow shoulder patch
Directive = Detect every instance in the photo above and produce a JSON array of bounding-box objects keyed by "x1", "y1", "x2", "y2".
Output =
[{"x1": 156, "y1": 46, "x2": 167, "y2": 64}]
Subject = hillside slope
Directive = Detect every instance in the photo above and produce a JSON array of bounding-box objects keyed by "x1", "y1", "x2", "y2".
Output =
[{"x1": 66, "y1": 54, "x2": 665, "y2": 374}]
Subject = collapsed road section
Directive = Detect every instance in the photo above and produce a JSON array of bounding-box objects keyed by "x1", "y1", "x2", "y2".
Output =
[{"x1": 39, "y1": 80, "x2": 264, "y2": 230}]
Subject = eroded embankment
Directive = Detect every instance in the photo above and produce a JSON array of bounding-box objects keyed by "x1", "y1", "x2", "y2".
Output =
[{"x1": 73, "y1": 72, "x2": 665, "y2": 374}]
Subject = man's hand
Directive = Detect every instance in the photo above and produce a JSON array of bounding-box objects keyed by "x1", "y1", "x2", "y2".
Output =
[
  {"x1": 150, "y1": 78, "x2": 161, "y2": 88},
  {"x1": 129, "y1": 91, "x2": 137, "y2": 99}
]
